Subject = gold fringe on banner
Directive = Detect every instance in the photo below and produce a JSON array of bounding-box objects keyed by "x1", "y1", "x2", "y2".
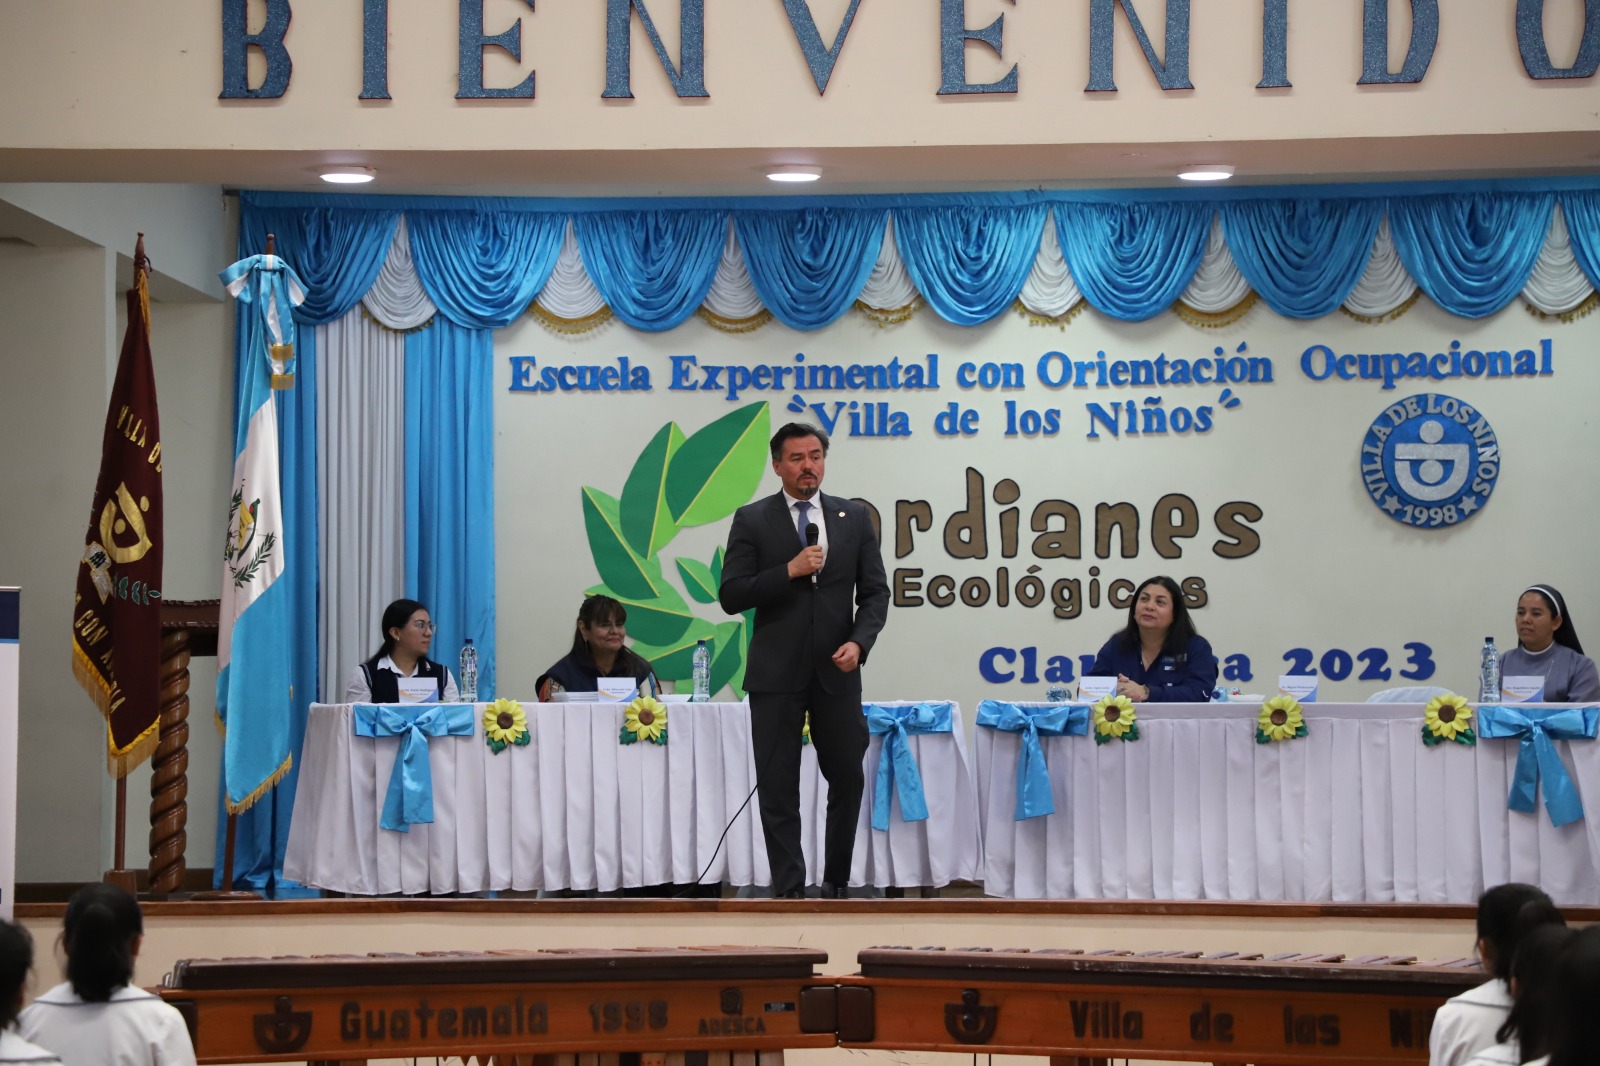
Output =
[
  {"x1": 1172, "y1": 292, "x2": 1258, "y2": 329},
  {"x1": 697, "y1": 307, "x2": 773, "y2": 334},
  {"x1": 854, "y1": 298, "x2": 921, "y2": 327},
  {"x1": 360, "y1": 306, "x2": 437, "y2": 335},
  {"x1": 74, "y1": 642, "x2": 162, "y2": 779},
  {"x1": 1014, "y1": 297, "x2": 1087, "y2": 329},
  {"x1": 529, "y1": 303, "x2": 614, "y2": 335},
  {"x1": 223, "y1": 754, "x2": 294, "y2": 815},
  {"x1": 1340, "y1": 289, "x2": 1422, "y2": 324},
  {"x1": 1523, "y1": 291, "x2": 1599, "y2": 323}
]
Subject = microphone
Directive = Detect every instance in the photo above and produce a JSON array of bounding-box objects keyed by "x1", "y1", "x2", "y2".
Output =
[{"x1": 805, "y1": 523, "x2": 819, "y2": 586}]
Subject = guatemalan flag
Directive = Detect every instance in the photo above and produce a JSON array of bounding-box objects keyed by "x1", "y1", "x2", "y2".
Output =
[{"x1": 216, "y1": 253, "x2": 307, "y2": 812}]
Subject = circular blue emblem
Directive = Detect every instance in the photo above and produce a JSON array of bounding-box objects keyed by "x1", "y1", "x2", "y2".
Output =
[{"x1": 1360, "y1": 394, "x2": 1499, "y2": 527}]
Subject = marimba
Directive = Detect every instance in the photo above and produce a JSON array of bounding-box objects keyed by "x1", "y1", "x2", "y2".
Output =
[
  {"x1": 836, "y1": 947, "x2": 1485, "y2": 1065},
  {"x1": 159, "y1": 946, "x2": 837, "y2": 1065}
]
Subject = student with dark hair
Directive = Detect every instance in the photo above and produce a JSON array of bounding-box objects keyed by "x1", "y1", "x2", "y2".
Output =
[
  {"x1": 536, "y1": 594, "x2": 660, "y2": 702},
  {"x1": 1538, "y1": 924, "x2": 1600, "y2": 1066},
  {"x1": 345, "y1": 597, "x2": 460, "y2": 703},
  {"x1": 1462, "y1": 923, "x2": 1573, "y2": 1066},
  {"x1": 1499, "y1": 585, "x2": 1600, "y2": 701},
  {"x1": 1429, "y1": 883, "x2": 1564, "y2": 1066},
  {"x1": 16, "y1": 885, "x2": 194, "y2": 1065},
  {"x1": 0, "y1": 920, "x2": 63, "y2": 1065},
  {"x1": 1087, "y1": 575, "x2": 1217, "y2": 702}
]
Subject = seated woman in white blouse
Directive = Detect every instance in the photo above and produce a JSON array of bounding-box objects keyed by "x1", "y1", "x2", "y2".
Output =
[
  {"x1": 1500, "y1": 585, "x2": 1600, "y2": 702},
  {"x1": 345, "y1": 598, "x2": 460, "y2": 703},
  {"x1": 0, "y1": 920, "x2": 63, "y2": 1066}
]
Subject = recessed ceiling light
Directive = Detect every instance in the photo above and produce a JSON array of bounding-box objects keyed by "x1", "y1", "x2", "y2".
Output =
[
  {"x1": 320, "y1": 165, "x2": 376, "y2": 185},
  {"x1": 1178, "y1": 164, "x2": 1234, "y2": 182},
  {"x1": 767, "y1": 165, "x2": 822, "y2": 183}
]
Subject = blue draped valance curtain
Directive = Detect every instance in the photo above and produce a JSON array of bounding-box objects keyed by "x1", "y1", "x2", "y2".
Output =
[
  {"x1": 1054, "y1": 202, "x2": 1210, "y2": 321},
  {"x1": 893, "y1": 203, "x2": 1047, "y2": 325},
  {"x1": 1220, "y1": 199, "x2": 1383, "y2": 319},
  {"x1": 734, "y1": 207, "x2": 887, "y2": 330},
  {"x1": 1389, "y1": 192, "x2": 1556, "y2": 319},
  {"x1": 573, "y1": 210, "x2": 727, "y2": 331}
]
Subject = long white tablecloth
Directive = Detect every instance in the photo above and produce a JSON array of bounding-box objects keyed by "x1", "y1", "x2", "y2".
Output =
[
  {"x1": 283, "y1": 700, "x2": 980, "y2": 895},
  {"x1": 973, "y1": 701, "x2": 1600, "y2": 903}
]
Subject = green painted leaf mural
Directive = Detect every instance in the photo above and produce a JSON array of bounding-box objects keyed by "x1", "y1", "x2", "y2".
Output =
[
  {"x1": 709, "y1": 618, "x2": 745, "y2": 696},
  {"x1": 630, "y1": 615, "x2": 719, "y2": 679},
  {"x1": 619, "y1": 421, "x2": 686, "y2": 557},
  {"x1": 710, "y1": 545, "x2": 725, "y2": 585},
  {"x1": 675, "y1": 556, "x2": 718, "y2": 604},
  {"x1": 664, "y1": 402, "x2": 770, "y2": 527},
  {"x1": 581, "y1": 488, "x2": 666, "y2": 601},
  {"x1": 583, "y1": 581, "x2": 692, "y2": 646}
]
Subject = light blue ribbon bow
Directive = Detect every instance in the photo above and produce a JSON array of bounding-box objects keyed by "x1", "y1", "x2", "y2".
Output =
[
  {"x1": 219, "y1": 253, "x2": 308, "y2": 373},
  {"x1": 353, "y1": 703, "x2": 477, "y2": 832},
  {"x1": 976, "y1": 700, "x2": 1091, "y2": 820},
  {"x1": 1478, "y1": 705, "x2": 1599, "y2": 827},
  {"x1": 863, "y1": 702, "x2": 954, "y2": 831}
]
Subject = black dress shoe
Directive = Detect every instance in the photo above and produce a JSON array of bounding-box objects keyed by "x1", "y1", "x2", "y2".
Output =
[
  {"x1": 823, "y1": 882, "x2": 850, "y2": 899},
  {"x1": 778, "y1": 888, "x2": 806, "y2": 899}
]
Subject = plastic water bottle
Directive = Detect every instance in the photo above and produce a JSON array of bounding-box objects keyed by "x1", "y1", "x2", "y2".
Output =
[
  {"x1": 459, "y1": 638, "x2": 479, "y2": 703},
  {"x1": 1478, "y1": 637, "x2": 1500, "y2": 704},
  {"x1": 691, "y1": 639, "x2": 711, "y2": 702}
]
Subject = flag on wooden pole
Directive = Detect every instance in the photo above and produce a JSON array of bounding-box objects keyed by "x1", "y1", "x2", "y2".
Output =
[{"x1": 72, "y1": 235, "x2": 165, "y2": 776}]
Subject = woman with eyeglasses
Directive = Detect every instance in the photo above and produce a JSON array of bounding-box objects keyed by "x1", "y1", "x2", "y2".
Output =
[
  {"x1": 536, "y1": 594, "x2": 660, "y2": 702},
  {"x1": 345, "y1": 598, "x2": 460, "y2": 703}
]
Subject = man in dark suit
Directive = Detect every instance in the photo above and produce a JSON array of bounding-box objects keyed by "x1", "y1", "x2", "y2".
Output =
[{"x1": 719, "y1": 422, "x2": 890, "y2": 899}]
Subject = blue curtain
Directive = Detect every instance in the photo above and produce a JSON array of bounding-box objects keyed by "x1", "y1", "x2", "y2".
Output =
[
  {"x1": 1220, "y1": 199, "x2": 1383, "y2": 319},
  {"x1": 892, "y1": 204, "x2": 1047, "y2": 326},
  {"x1": 404, "y1": 319, "x2": 496, "y2": 701},
  {"x1": 574, "y1": 210, "x2": 727, "y2": 332},
  {"x1": 239, "y1": 197, "x2": 399, "y2": 324},
  {"x1": 1561, "y1": 192, "x2": 1600, "y2": 290},
  {"x1": 407, "y1": 209, "x2": 566, "y2": 329},
  {"x1": 1055, "y1": 202, "x2": 1210, "y2": 321},
  {"x1": 1389, "y1": 193, "x2": 1555, "y2": 318},
  {"x1": 213, "y1": 318, "x2": 320, "y2": 898},
  {"x1": 733, "y1": 208, "x2": 887, "y2": 330}
]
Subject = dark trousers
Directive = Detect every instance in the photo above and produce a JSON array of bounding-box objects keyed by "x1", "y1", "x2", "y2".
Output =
[{"x1": 749, "y1": 680, "x2": 868, "y2": 896}]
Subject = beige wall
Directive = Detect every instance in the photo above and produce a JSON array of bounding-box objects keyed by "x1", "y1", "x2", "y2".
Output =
[
  {"x1": 0, "y1": 186, "x2": 232, "y2": 883},
  {"x1": 0, "y1": 0, "x2": 1595, "y2": 155}
]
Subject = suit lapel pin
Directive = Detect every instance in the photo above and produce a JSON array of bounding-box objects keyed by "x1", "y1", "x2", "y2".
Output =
[{"x1": 838, "y1": 511, "x2": 845, "y2": 518}]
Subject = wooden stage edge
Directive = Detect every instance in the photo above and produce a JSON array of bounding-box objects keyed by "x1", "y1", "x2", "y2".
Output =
[{"x1": 16, "y1": 897, "x2": 1600, "y2": 921}]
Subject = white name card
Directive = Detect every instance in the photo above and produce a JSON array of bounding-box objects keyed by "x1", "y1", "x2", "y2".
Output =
[
  {"x1": 396, "y1": 676, "x2": 439, "y2": 703},
  {"x1": 1278, "y1": 675, "x2": 1319, "y2": 702},
  {"x1": 597, "y1": 677, "x2": 638, "y2": 702},
  {"x1": 1502, "y1": 676, "x2": 1545, "y2": 703},
  {"x1": 1077, "y1": 676, "x2": 1119, "y2": 702}
]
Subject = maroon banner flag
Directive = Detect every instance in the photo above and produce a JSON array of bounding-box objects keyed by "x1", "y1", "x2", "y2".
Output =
[{"x1": 73, "y1": 235, "x2": 165, "y2": 776}]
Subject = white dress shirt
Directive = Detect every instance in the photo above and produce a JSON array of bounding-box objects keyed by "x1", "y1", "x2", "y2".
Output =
[
  {"x1": 345, "y1": 655, "x2": 461, "y2": 703},
  {"x1": 0, "y1": 1030, "x2": 63, "y2": 1065},
  {"x1": 782, "y1": 490, "x2": 829, "y2": 566},
  {"x1": 1429, "y1": 978, "x2": 1512, "y2": 1066},
  {"x1": 17, "y1": 983, "x2": 195, "y2": 1066}
]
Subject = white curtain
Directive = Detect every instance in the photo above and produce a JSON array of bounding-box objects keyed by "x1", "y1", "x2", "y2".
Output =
[
  {"x1": 317, "y1": 310, "x2": 407, "y2": 702},
  {"x1": 858, "y1": 216, "x2": 919, "y2": 310},
  {"x1": 1179, "y1": 215, "x2": 1252, "y2": 313},
  {"x1": 535, "y1": 221, "x2": 608, "y2": 321},
  {"x1": 703, "y1": 222, "x2": 766, "y2": 320},
  {"x1": 1343, "y1": 217, "x2": 1419, "y2": 318},
  {"x1": 1018, "y1": 213, "x2": 1083, "y2": 317},
  {"x1": 1523, "y1": 203, "x2": 1595, "y2": 315},
  {"x1": 362, "y1": 216, "x2": 437, "y2": 331}
]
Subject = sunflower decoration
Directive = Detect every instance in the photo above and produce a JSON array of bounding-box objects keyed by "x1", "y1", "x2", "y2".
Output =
[
  {"x1": 1091, "y1": 694, "x2": 1140, "y2": 744},
  {"x1": 1257, "y1": 695, "x2": 1308, "y2": 744},
  {"x1": 801, "y1": 710, "x2": 812, "y2": 746},
  {"x1": 621, "y1": 695, "x2": 668, "y2": 746},
  {"x1": 1422, "y1": 692, "x2": 1476, "y2": 746},
  {"x1": 483, "y1": 698, "x2": 529, "y2": 754}
]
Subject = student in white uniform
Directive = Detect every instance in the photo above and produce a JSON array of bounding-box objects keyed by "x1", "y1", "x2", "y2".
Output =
[
  {"x1": 1538, "y1": 924, "x2": 1600, "y2": 1066},
  {"x1": 0, "y1": 921, "x2": 62, "y2": 1066},
  {"x1": 345, "y1": 597, "x2": 461, "y2": 703},
  {"x1": 1429, "y1": 883, "x2": 1563, "y2": 1066},
  {"x1": 1461, "y1": 923, "x2": 1572, "y2": 1066},
  {"x1": 16, "y1": 885, "x2": 195, "y2": 1066}
]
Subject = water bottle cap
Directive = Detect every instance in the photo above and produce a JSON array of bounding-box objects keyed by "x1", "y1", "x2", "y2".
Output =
[
  {"x1": 1485, "y1": 636, "x2": 1494, "y2": 643},
  {"x1": 464, "y1": 637, "x2": 474, "y2": 645},
  {"x1": 697, "y1": 639, "x2": 707, "y2": 646}
]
